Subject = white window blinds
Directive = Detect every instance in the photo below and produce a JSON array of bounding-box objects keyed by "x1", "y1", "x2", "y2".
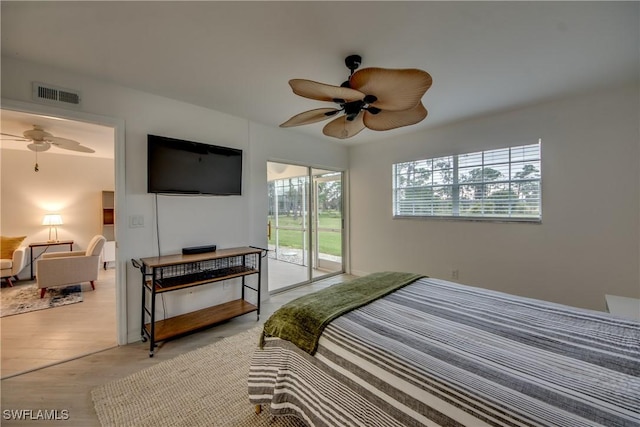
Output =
[{"x1": 393, "y1": 141, "x2": 541, "y2": 221}]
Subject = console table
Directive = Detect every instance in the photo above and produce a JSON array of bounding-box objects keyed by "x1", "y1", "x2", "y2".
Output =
[
  {"x1": 29, "y1": 240, "x2": 74, "y2": 280},
  {"x1": 133, "y1": 246, "x2": 264, "y2": 357}
]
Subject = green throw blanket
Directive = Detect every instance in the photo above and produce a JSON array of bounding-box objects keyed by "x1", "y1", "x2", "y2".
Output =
[{"x1": 260, "y1": 271, "x2": 426, "y2": 355}]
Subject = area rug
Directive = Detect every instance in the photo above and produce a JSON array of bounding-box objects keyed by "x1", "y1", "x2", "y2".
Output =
[
  {"x1": 0, "y1": 284, "x2": 83, "y2": 317},
  {"x1": 91, "y1": 327, "x2": 306, "y2": 427}
]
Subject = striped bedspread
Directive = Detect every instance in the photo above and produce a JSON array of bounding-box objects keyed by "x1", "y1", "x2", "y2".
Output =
[{"x1": 248, "y1": 277, "x2": 640, "y2": 427}]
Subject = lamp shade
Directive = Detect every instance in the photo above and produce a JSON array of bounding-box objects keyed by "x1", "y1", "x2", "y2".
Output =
[{"x1": 42, "y1": 214, "x2": 63, "y2": 226}]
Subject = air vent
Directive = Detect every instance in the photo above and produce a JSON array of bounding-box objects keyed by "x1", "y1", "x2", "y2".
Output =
[{"x1": 32, "y1": 82, "x2": 81, "y2": 107}]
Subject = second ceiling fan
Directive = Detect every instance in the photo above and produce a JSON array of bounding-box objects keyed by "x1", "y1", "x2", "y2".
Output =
[
  {"x1": 1, "y1": 125, "x2": 95, "y2": 171},
  {"x1": 1, "y1": 125, "x2": 95, "y2": 153},
  {"x1": 280, "y1": 55, "x2": 432, "y2": 139}
]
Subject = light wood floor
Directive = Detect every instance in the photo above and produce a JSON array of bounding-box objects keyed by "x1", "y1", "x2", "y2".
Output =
[
  {"x1": 1, "y1": 269, "x2": 117, "y2": 379},
  {"x1": 0, "y1": 274, "x2": 353, "y2": 427}
]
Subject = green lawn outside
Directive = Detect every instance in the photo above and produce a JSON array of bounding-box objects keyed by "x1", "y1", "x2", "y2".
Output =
[{"x1": 268, "y1": 212, "x2": 342, "y2": 256}]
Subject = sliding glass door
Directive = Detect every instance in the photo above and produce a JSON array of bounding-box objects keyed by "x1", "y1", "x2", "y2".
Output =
[
  {"x1": 268, "y1": 163, "x2": 309, "y2": 289},
  {"x1": 311, "y1": 169, "x2": 343, "y2": 277},
  {"x1": 267, "y1": 162, "x2": 344, "y2": 292}
]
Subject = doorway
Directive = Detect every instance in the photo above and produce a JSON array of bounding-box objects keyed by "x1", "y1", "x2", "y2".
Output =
[
  {"x1": 267, "y1": 162, "x2": 344, "y2": 292},
  {"x1": 0, "y1": 103, "x2": 123, "y2": 378}
]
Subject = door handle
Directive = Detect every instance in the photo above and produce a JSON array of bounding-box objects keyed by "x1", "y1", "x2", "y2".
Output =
[{"x1": 267, "y1": 221, "x2": 272, "y2": 240}]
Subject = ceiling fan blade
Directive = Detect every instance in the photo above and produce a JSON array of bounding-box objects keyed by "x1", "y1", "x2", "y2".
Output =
[
  {"x1": 27, "y1": 142, "x2": 51, "y2": 152},
  {"x1": 322, "y1": 114, "x2": 365, "y2": 139},
  {"x1": 52, "y1": 143, "x2": 95, "y2": 153},
  {"x1": 45, "y1": 136, "x2": 95, "y2": 153},
  {"x1": 0, "y1": 132, "x2": 27, "y2": 140},
  {"x1": 363, "y1": 102, "x2": 428, "y2": 131},
  {"x1": 51, "y1": 138, "x2": 95, "y2": 153},
  {"x1": 44, "y1": 136, "x2": 81, "y2": 146},
  {"x1": 289, "y1": 79, "x2": 364, "y2": 103},
  {"x1": 350, "y1": 68, "x2": 432, "y2": 111},
  {"x1": 280, "y1": 108, "x2": 340, "y2": 127}
]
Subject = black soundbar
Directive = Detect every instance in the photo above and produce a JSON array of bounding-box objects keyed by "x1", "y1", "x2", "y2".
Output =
[{"x1": 182, "y1": 244, "x2": 217, "y2": 255}]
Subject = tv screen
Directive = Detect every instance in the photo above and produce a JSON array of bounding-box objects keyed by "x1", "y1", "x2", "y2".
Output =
[{"x1": 147, "y1": 134, "x2": 242, "y2": 195}]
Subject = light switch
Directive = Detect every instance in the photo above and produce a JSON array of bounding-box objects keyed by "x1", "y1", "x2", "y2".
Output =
[{"x1": 129, "y1": 215, "x2": 144, "y2": 228}]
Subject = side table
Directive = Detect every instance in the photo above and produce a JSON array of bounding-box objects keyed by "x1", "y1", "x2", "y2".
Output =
[
  {"x1": 29, "y1": 240, "x2": 74, "y2": 280},
  {"x1": 605, "y1": 294, "x2": 640, "y2": 321}
]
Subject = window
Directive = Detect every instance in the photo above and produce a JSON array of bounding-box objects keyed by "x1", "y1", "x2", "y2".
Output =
[{"x1": 393, "y1": 141, "x2": 541, "y2": 221}]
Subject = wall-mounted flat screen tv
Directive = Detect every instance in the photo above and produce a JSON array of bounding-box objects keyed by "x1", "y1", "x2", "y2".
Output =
[{"x1": 147, "y1": 134, "x2": 242, "y2": 195}]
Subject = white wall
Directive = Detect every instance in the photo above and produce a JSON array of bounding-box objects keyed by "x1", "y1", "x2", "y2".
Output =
[
  {"x1": 349, "y1": 84, "x2": 639, "y2": 311},
  {"x1": 1, "y1": 56, "x2": 348, "y2": 343},
  {"x1": 0, "y1": 149, "x2": 114, "y2": 277}
]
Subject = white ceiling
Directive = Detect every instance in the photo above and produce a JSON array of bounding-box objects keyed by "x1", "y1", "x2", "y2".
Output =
[{"x1": 1, "y1": 1, "x2": 638, "y2": 151}]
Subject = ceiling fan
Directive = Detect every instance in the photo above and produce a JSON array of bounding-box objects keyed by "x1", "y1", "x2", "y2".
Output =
[
  {"x1": 0, "y1": 125, "x2": 95, "y2": 153},
  {"x1": 1, "y1": 125, "x2": 95, "y2": 171},
  {"x1": 280, "y1": 55, "x2": 432, "y2": 139}
]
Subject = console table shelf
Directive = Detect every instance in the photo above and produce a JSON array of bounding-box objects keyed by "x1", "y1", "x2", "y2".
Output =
[
  {"x1": 144, "y1": 299, "x2": 258, "y2": 342},
  {"x1": 151, "y1": 266, "x2": 258, "y2": 292},
  {"x1": 134, "y1": 246, "x2": 264, "y2": 357}
]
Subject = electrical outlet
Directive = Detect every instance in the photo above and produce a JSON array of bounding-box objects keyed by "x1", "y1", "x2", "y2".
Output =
[
  {"x1": 223, "y1": 281, "x2": 230, "y2": 290},
  {"x1": 451, "y1": 269, "x2": 459, "y2": 280}
]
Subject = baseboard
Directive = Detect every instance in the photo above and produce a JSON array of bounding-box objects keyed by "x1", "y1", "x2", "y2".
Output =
[{"x1": 349, "y1": 269, "x2": 370, "y2": 277}]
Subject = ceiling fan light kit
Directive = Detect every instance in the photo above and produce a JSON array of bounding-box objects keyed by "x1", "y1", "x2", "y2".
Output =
[
  {"x1": 280, "y1": 55, "x2": 432, "y2": 139},
  {"x1": 27, "y1": 142, "x2": 51, "y2": 152}
]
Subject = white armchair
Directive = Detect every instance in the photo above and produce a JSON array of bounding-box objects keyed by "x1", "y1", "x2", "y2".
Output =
[
  {"x1": 1, "y1": 246, "x2": 28, "y2": 287},
  {"x1": 36, "y1": 235, "x2": 106, "y2": 298}
]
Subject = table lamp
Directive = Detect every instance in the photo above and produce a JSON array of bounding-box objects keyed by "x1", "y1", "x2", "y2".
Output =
[{"x1": 42, "y1": 214, "x2": 63, "y2": 242}]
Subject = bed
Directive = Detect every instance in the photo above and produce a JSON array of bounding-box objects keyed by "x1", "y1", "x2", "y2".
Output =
[{"x1": 248, "y1": 272, "x2": 640, "y2": 427}]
